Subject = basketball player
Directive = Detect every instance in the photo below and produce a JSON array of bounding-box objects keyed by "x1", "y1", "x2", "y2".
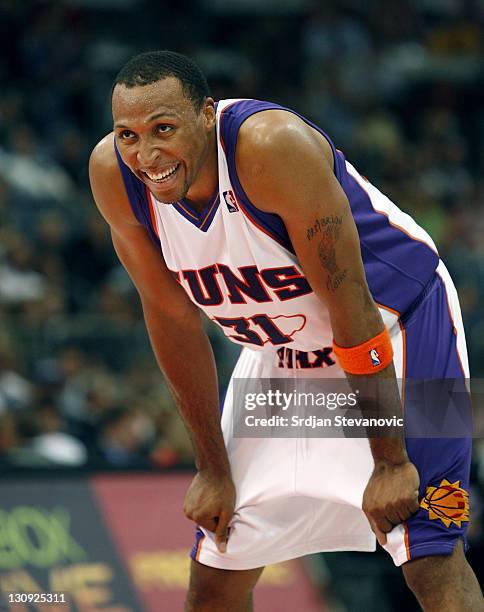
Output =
[{"x1": 89, "y1": 51, "x2": 482, "y2": 610}]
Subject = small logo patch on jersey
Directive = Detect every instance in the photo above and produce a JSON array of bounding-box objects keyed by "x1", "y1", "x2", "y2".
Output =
[
  {"x1": 369, "y1": 348, "x2": 381, "y2": 366},
  {"x1": 223, "y1": 190, "x2": 239, "y2": 212},
  {"x1": 420, "y1": 479, "x2": 469, "y2": 528}
]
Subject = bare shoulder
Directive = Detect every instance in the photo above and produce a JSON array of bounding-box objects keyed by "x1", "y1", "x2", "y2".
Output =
[
  {"x1": 235, "y1": 109, "x2": 334, "y2": 213},
  {"x1": 89, "y1": 132, "x2": 138, "y2": 228},
  {"x1": 237, "y1": 110, "x2": 333, "y2": 162},
  {"x1": 89, "y1": 132, "x2": 118, "y2": 177}
]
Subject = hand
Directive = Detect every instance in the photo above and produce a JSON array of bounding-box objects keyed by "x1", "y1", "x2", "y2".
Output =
[
  {"x1": 362, "y1": 460, "x2": 420, "y2": 546},
  {"x1": 183, "y1": 470, "x2": 236, "y2": 553}
]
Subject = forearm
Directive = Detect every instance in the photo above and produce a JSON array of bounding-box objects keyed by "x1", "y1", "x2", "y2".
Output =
[
  {"x1": 143, "y1": 301, "x2": 230, "y2": 476},
  {"x1": 346, "y1": 365, "x2": 408, "y2": 465},
  {"x1": 331, "y1": 285, "x2": 408, "y2": 466}
]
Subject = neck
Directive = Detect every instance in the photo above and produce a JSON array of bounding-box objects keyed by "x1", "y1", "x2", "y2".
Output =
[{"x1": 183, "y1": 130, "x2": 218, "y2": 213}]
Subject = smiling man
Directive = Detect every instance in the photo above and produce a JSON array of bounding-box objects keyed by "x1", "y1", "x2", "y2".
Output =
[{"x1": 89, "y1": 51, "x2": 482, "y2": 611}]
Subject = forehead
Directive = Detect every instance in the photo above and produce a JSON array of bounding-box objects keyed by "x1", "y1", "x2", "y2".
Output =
[{"x1": 112, "y1": 76, "x2": 195, "y2": 124}]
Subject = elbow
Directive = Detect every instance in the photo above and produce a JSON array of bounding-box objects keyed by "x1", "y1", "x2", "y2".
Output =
[{"x1": 141, "y1": 294, "x2": 203, "y2": 333}]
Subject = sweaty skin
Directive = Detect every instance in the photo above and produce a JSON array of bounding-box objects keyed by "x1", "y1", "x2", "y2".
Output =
[
  {"x1": 91, "y1": 77, "x2": 417, "y2": 548},
  {"x1": 90, "y1": 81, "x2": 235, "y2": 553},
  {"x1": 236, "y1": 110, "x2": 420, "y2": 544},
  {"x1": 90, "y1": 76, "x2": 483, "y2": 612},
  {"x1": 112, "y1": 77, "x2": 218, "y2": 209}
]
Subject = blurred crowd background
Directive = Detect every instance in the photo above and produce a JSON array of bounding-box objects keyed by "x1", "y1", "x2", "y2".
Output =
[{"x1": 0, "y1": 0, "x2": 482, "y2": 606}]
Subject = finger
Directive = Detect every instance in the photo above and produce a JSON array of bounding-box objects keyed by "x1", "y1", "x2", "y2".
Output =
[
  {"x1": 215, "y1": 511, "x2": 231, "y2": 553},
  {"x1": 384, "y1": 498, "x2": 419, "y2": 526},
  {"x1": 397, "y1": 497, "x2": 420, "y2": 522},
  {"x1": 202, "y1": 518, "x2": 219, "y2": 533},
  {"x1": 394, "y1": 495, "x2": 419, "y2": 522},
  {"x1": 403, "y1": 501, "x2": 419, "y2": 520},
  {"x1": 369, "y1": 518, "x2": 387, "y2": 546},
  {"x1": 191, "y1": 514, "x2": 218, "y2": 532},
  {"x1": 376, "y1": 500, "x2": 419, "y2": 538},
  {"x1": 375, "y1": 512, "x2": 394, "y2": 532},
  {"x1": 395, "y1": 506, "x2": 411, "y2": 523},
  {"x1": 390, "y1": 500, "x2": 419, "y2": 523},
  {"x1": 408, "y1": 494, "x2": 420, "y2": 515},
  {"x1": 384, "y1": 508, "x2": 402, "y2": 526}
]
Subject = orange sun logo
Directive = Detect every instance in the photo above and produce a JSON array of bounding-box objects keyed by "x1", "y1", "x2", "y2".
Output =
[{"x1": 420, "y1": 479, "x2": 469, "y2": 528}]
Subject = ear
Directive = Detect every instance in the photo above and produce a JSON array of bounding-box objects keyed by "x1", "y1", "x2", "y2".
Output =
[{"x1": 202, "y1": 97, "x2": 216, "y2": 129}]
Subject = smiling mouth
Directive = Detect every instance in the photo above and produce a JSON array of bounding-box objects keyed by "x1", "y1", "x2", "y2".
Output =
[{"x1": 142, "y1": 163, "x2": 180, "y2": 184}]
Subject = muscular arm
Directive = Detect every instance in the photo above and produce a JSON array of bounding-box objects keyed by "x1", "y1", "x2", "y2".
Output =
[
  {"x1": 112, "y1": 226, "x2": 228, "y2": 475},
  {"x1": 236, "y1": 111, "x2": 419, "y2": 542},
  {"x1": 89, "y1": 135, "x2": 234, "y2": 548}
]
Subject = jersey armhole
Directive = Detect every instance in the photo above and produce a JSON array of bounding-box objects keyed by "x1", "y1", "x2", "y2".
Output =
[
  {"x1": 219, "y1": 102, "x2": 295, "y2": 253},
  {"x1": 218, "y1": 101, "x2": 346, "y2": 254}
]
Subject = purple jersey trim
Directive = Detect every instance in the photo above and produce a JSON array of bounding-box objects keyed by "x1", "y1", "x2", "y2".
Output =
[
  {"x1": 219, "y1": 99, "x2": 439, "y2": 316},
  {"x1": 219, "y1": 100, "x2": 295, "y2": 253},
  {"x1": 174, "y1": 201, "x2": 199, "y2": 221},
  {"x1": 113, "y1": 140, "x2": 161, "y2": 248},
  {"x1": 173, "y1": 192, "x2": 221, "y2": 232},
  {"x1": 190, "y1": 527, "x2": 205, "y2": 561}
]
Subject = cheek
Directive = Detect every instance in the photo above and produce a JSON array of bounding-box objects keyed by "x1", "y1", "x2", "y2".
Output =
[
  {"x1": 192, "y1": 137, "x2": 208, "y2": 165},
  {"x1": 116, "y1": 142, "x2": 134, "y2": 164},
  {"x1": 184, "y1": 147, "x2": 200, "y2": 173},
  {"x1": 179, "y1": 132, "x2": 205, "y2": 173}
]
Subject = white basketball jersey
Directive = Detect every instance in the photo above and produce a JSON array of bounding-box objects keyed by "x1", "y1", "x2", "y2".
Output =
[
  {"x1": 115, "y1": 98, "x2": 440, "y2": 357},
  {"x1": 148, "y1": 101, "x2": 333, "y2": 353}
]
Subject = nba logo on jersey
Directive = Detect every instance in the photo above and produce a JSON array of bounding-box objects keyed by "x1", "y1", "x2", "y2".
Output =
[
  {"x1": 223, "y1": 190, "x2": 239, "y2": 212},
  {"x1": 370, "y1": 348, "x2": 381, "y2": 367}
]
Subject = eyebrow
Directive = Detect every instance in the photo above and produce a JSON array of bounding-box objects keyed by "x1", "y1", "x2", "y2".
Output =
[
  {"x1": 148, "y1": 111, "x2": 178, "y2": 120},
  {"x1": 114, "y1": 111, "x2": 178, "y2": 129}
]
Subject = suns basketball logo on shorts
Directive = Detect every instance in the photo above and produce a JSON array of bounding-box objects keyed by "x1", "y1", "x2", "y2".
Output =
[
  {"x1": 369, "y1": 348, "x2": 381, "y2": 367},
  {"x1": 223, "y1": 190, "x2": 239, "y2": 212},
  {"x1": 420, "y1": 479, "x2": 469, "y2": 528}
]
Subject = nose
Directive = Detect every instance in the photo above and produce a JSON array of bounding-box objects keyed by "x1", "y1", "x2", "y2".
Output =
[{"x1": 136, "y1": 139, "x2": 160, "y2": 167}]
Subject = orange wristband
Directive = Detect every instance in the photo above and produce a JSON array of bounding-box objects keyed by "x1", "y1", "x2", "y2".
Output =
[{"x1": 332, "y1": 328, "x2": 393, "y2": 375}]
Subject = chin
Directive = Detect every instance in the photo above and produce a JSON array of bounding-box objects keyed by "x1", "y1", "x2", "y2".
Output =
[
  {"x1": 159, "y1": 198, "x2": 179, "y2": 205},
  {"x1": 151, "y1": 178, "x2": 190, "y2": 205},
  {"x1": 156, "y1": 191, "x2": 187, "y2": 206},
  {"x1": 152, "y1": 192, "x2": 177, "y2": 205}
]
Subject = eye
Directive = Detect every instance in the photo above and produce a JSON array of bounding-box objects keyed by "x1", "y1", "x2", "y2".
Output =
[
  {"x1": 119, "y1": 129, "x2": 135, "y2": 140},
  {"x1": 157, "y1": 124, "x2": 173, "y2": 134}
]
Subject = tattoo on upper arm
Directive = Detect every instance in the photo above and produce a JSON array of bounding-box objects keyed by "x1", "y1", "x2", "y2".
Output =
[
  {"x1": 306, "y1": 214, "x2": 342, "y2": 242},
  {"x1": 306, "y1": 215, "x2": 347, "y2": 292},
  {"x1": 326, "y1": 269, "x2": 347, "y2": 292},
  {"x1": 317, "y1": 231, "x2": 340, "y2": 274}
]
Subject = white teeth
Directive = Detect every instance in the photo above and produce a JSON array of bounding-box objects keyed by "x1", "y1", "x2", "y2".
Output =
[{"x1": 145, "y1": 164, "x2": 179, "y2": 182}]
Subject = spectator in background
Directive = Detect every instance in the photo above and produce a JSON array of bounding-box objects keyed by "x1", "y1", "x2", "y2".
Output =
[
  {"x1": 0, "y1": 2, "x2": 479, "y2": 499},
  {"x1": 0, "y1": 5, "x2": 479, "y2": 612},
  {"x1": 0, "y1": 124, "x2": 75, "y2": 208},
  {"x1": 94, "y1": 406, "x2": 154, "y2": 467},
  {"x1": 0, "y1": 233, "x2": 47, "y2": 306},
  {"x1": 29, "y1": 401, "x2": 88, "y2": 466}
]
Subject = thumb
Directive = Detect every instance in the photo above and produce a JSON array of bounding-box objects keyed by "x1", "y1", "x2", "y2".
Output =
[
  {"x1": 370, "y1": 519, "x2": 387, "y2": 546},
  {"x1": 215, "y1": 511, "x2": 231, "y2": 553}
]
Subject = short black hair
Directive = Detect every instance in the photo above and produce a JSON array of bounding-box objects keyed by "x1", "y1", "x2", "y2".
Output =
[{"x1": 113, "y1": 50, "x2": 211, "y2": 111}]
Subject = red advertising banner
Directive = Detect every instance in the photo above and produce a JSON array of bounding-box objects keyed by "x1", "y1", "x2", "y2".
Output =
[
  {"x1": 92, "y1": 472, "x2": 325, "y2": 612},
  {"x1": 0, "y1": 473, "x2": 325, "y2": 611}
]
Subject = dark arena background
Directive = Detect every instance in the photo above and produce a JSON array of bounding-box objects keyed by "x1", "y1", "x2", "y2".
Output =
[{"x1": 0, "y1": 1, "x2": 482, "y2": 610}]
